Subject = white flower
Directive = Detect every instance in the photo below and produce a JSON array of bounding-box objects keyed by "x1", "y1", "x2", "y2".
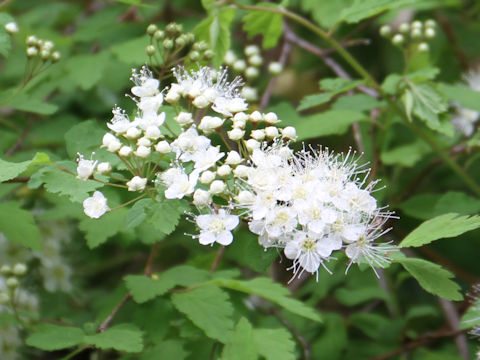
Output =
[
  {"x1": 192, "y1": 146, "x2": 224, "y2": 171},
  {"x1": 107, "y1": 107, "x2": 133, "y2": 134},
  {"x1": 217, "y1": 164, "x2": 231, "y2": 177},
  {"x1": 145, "y1": 125, "x2": 162, "y2": 139},
  {"x1": 451, "y1": 106, "x2": 479, "y2": 137},
  {"x1": 284, "y1": 233, "x2": 329, "y2": 277},
  {"x1": 127, "y1": 176, "x2": 147, "y2": 192},
  {"x1": 130, "y1": 67, "x2": 160, "y2": 98},
  {"x1": 213, "y1": 97, "x2": 248, "y2": 117},
  {"x1": 164, "y1": 169, "x2": 199, "y2": 199},
  {"x1": 83, "y1": 191, "x2": 109, "y2": 219},
  {"x1": 76, "y1": 153, "x2": 97, "y2": 181},
  {"x1": 137, "y1": 94, "x2": 163, "y2": 113},
  {"x1": 171, "y1": 127, "x2": 211, "y2": 162},
  {"x1": 195, "y1": 209, "x2": 239, "y2": 246}
]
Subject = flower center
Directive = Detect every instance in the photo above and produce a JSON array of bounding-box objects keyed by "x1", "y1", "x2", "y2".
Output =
[
  {"x1": 209, "y1": 219, "x2": 225, "y2": 234},
  {"x1": 301, "y1": 238, "x2": 316, "y2": 252}
]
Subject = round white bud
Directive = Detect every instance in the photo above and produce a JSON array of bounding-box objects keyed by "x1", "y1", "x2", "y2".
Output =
[
  {"x1": 227, "y1": 128, "x2": 245, "y2": 141},
  {"x1": 217, "y1": 164, "x2": 231, "y2": 177},
  {"x1": 165, "y1": 89, "x2": 180, "y2": 103},
  {"x1": 145, "y1": 125, "x2": 162, "y2": 140},
  {"x1": 245, "y1": 66, "x2": 259, "y2": 79},
  {"x1": 250, "y1": 110, "x2": 263, "y2": 122},
  {"x1": 233, "y1": 59, "x2": 247, "y2": 72},
  {"x1": 137, "y1": 137, "x2": 152, "y2": 147},
  {"x1": 127, "y1": 176, "x2": 147, "y2": 192},
  {"x1": 199, "y1": 116, "x2": 224, "y2": 132},
  {"x1": 392, "y1": 34, "x2": 404, "y2": 45},
  {"x1": 193, "y1": 95, "x2": 210, "y2": 108},
  {"x1": 411, "y1": 21, "x2": 422, "y2": 29},
  {"x1": 26, "y1": 35, "x2": 38, "y2": 45},
  {"x1": 268, "y1": 61, "x2": 283, "y2": 75},
  {"x1": 424, "y1": 28, "x2": 435, "y2": 39},
  {"x1": 248, "y1": 54, "x2": 263, "y2": 67},
  {"x1": 1, "y1": 265, "x2": 11, "y2": 275},
  {"x1": 398, "y1": 23, "x2": 410, "y2": 33},
  {"x1": 246, "y1": 139, "x2": 260, "y2": 152},
  {"x1": 135, "y1": 145, "x2": 151, "y2": 158},
  {"x1": 209, "y1": 180, "x2": 226, "y2": 194},
  {"x1": 200, "y1": 170, "x2": 216, "y2": 184},
  {"x1": 107, "y1": 138, "x2": 122, "y2": 152},
  {"x1": 5, "y1": 22, "x2": 19, "y2": 34},
  {"x1": 26, "y1": 46, "x2": 38, "y2": 57},
  {"x1": 51, "y1": 51, "x2": 61, "y2": 62},
  {"x1": 379, "y1": 25, "x2": 392, "y2": 37},
  {"x1": 224, "y1": 50, "x2": 237, "y2": 65},
  {"x1": 175, "y1": 112, "x2": 193, "y2": 126},
  {"x1": 236, "y1": 190, "x2": 255, "y2": 204},
  {"x1": 146, "y1": 45, "x2": 156, "y2": 56},
  {"x1": 0, "y1": 293, "x2": 10, "y2": 305},
  {"x1": 245, "y1": 44, "x2": 260, "y2": 56},
  {"x1": 97, "y1": 162, "x2": 112, "y2": 174},
  {"x1": 418, "y1": 42, "x2": 429, "y2": 52},
  {"x1": 119, "y1": 146, "x2": 133, "y2": 157},
  {"x1": 265, "y1": 126, "x2": 279, "y2": 139},
  {"x1": 102, "y1": 133, "x2": 116, "y2": 147},
  {"x1": 233, "y1": 165, "x2": 249, "y2": 178},
  {"x1": 411, "y1": 28, "x2": 422, "y2": 39},
  {"x1": 241, "y1": 86, "x2": 258, "y2": 101},
  {"x1": 250, "y1": 129, "x2": 265, "y2": 141},
  {"x1": 225, "y1": 151, "x2": 242, "y2": 165},
  {"x1": 264, "y1": 112, "x2": 280, "y2": 124},
  {"x1": 155, "y1": 140, "x2": 171, "y2": 154},
  {"x1": 125, "y1": 127, "x2": 141, "y2": 139},
  {"x1": 13, "y1": 263, "x2": 27, "y2": 276},
  {"x1": 425, "y1": 19, "x2": 436, "y2": 28},
  {"x1": 193, "y1": 189, "x2": 212, "y2": 207},
  {"x1": 281, "y1": 126, "x2": 297, "y2": 140},
  {"x1": 6, "y1": 277, "x2": 18, "y2": 289}
]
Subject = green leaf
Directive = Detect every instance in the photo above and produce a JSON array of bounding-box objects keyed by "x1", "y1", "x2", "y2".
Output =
[
  {"x1": 300, "y1": 0, "x2": 353, "y2": 29},
  {"x1": 195, "y1": 8, "x2": 234, "y2": 67},
  {"x1": 253, "y1": 328, "x2": 295, "y2": 360},
  {"x1": 396, "y1": 257, "x2": 462, "y2": 301},
  {"x1": 211, "y1": 277, "x2": 322, "y2": 322},
  {"x1": 438, "y1": 82, "x2": 480, "y2": 112},
  {"x1": 79, "y1": 208, "x2": 127, "y2": 248},
  {"x1": 64, "y1": 120, "x2": 104, "y2": 159},
  {"x1": 149, "y1": 199, "x2": 188, "y2": 235},
  {"x1": 335, "y1": 286, "x2": 389, "y2": 306},
  {"x1": 311, "y1": 313, "x2": 347, "y2": 360},
  {"x1": 221, "y1": 318, "x2": 258, "y2": 360},
  {"x1": 84, "y1": 324, "x2": 143, "y2": 352},
  {"x1": 110, "y1": 35, "x2": 150, "y2": 65},
  {"x1": 65, "y1": 51, "x2": 111, "y2": 90},
  {"x1": 0, "y1": 202, "x2": 41, "y2": 250},
  {"x1": 406, "y1": 82, "x2": 448, "y2": 131},
  {"x1": 460, "y1": 298, "x2": 480, "y2": 330},
  {"x1": 381, "y1": 141, "x2": 430, "y2": 167},
  {"x1": 139, "y1": 340, "x2": 189, "y2": 360},
  {"x1": 171, "y1": 286, "x2": 234, "y2": 342},
  {"x1": 7, "y1": 94, "x2": 59, "y2": 115},
  {"x1": 125, "y1": 198, "x2": 152, "y2": 229},
  {"x1": 26, "y1": 324, "x2": 85, "y2": 351},
  {"x1": 332, "y1": 94, "x2": 386, "y2": 112},
  {"x1": 340, "y1": 0, "x2": 416, "y2": 23},
  {"x1": 243, "y1": 3, "x2": 283, "y2": 49},
  {"x1": 30, "y1": 164, "x2": 103, "y2": 203},
  {"x1": 0, "y1": 29, "x2": 11, "y2": 58},
  {"x1": 0, "y1": 152, "x2": 50, "y2": 182},
  {"x1": 400, "y1": 213, "x2": 480, "y2": 248}
]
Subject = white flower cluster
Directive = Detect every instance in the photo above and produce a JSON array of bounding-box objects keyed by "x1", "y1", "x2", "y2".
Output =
[
  {"x1": 233, "y1": 144, "x2": 394, "y2": 278},
  {"x1": 451, "y1": 69, "x2": 480, "y2": 137},
  {"x1": 81, "y1": 64, "x2": 394, "y2": 278}
]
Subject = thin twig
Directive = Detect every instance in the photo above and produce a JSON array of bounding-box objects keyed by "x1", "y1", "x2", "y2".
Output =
[
  {"x1": 210, "y1": 246, "x2": 226, "y2": 273},
  {"x1": 271, "y1": 308, "x2": 311, "y2": 360},
  {"x1": 97, "y1": 293, "x2": 131, "y2": 333},
  {"x1": 438, "y1": 299, "x2": 470, "y2": 359},
  {"x1": 5, "y1": 119, "x2": 32, "y2": 157}
]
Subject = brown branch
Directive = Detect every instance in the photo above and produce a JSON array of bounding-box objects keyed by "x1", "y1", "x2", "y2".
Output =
[
  {"x1": 436, "y1": 12, "x2": 469, "y2": 71},
  {"x1": 439, "y1": 299, "x2": 470, "y2": 359},
  {"x1": 5, "y1": 119, "x2": 32, "y2": 157},
  {"x1": 0, "y1": 0, "x2": 13, "y2": 8},
  {"x1": 210, "y1": 246, "x2": 226, "y2": 273},
  {"x1": 97, "y1": 293, "x2": 131, "y2": 333}
]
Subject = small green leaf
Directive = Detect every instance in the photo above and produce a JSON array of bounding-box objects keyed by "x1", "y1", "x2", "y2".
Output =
[
  {"x1": 400, "y1": 213, "x2": 480, "y2": 248},
  {"x1": 0, "y1": 202, "x2": 41, "y2": 250},
  {"x1": 7, "y1": 94, "x2": 58, "y2": 115},
  {"x1": 79, "y1": 208, "x2": 127, "y2": 248},
  {"x1": 26, "y1": 324, "x2": 85, "y2": 351},
  {"x1": 110, "y1": 35, "x2": 150, "y2": 65},
  {"x1": 253, "y1": 328, "x2": 296, "y2": 360},
  {"x1": 381, "y1": 141, "x2": 430, "y2": 167},
  {"x1": 0, "y1": 152, "x2": 50, "y2": 182},
  {"x1": 460, "y1": 298, "x2": 480, "y2": 330},
  {"x1": 139, "y1": 340, "x2": 189, "y2": 360},
  {"x1": 243, "y1": 3, "x2": 283, "y2": 49},
  {"x1": 0, "y1": 29, "x2": 11, "y2": 58},
  {"x1": 438, "y1": 82, "x2": 480, "y2": 112},
  {"x1": 396, "y1": 257, "x2": 463, "y2": 301},
  {"x1": 64, "y1": 120, "x2": 105, "y2": 159},
  {"x1": 221, "y1": 318, "x2": 258, "y2": 360},
  {"x1": 66, "y1": 51, "x2": 111, "y2": 90},
  {"x1": 84, "y1": 324, "x2": 143, "y2": 353},
  {"x1": 125, "y1": 198, "x2": 152, "y2": 229},
  {"x1": 407, "y1": 82, "x2": 448, "y2": 131},
  {"x1": 171, "y1": 286, "x2": 234, "y2": 342},
  {"x1": 340, "y1": 0, "x2": 416, "y2": 23},
  {"x1": 149, "y1": 199, "x2": 188, "y2": 235}
]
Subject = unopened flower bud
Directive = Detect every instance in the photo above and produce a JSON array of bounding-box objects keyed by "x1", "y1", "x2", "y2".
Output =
[
  {"x1": 245, "y1": 66, "x2": 259, "y2": 79},
  {"x1": 250, "y1": 111, "x2": 263, "y2": 122},
  {"x1": 154, "y1": 30, "x2": 165, "y2": 40},
  {"x1": 175, "y1": 112, "x2": 193, "y2": 126},
  {"x1": 217, "y1": 164, "x2": 231, "y2": 177},
  {"x1": 411, "y1": 28, "x2": 422, "y2": 39},
  {"x1": 0, "y1": 292, "x2": 10, "y2": 305},
  {"x1": 145, "y1": 125, "x2": 162, "y2": 139},
  {"x1": 424, "y1": 28, "x2": 435, "y2": 39},
  {"x1": 26, "y1": 46, "x2": 38, "y2": 57},
  {"x1": 251, "y1": 129, "x2": 265, "y2": 141},
  {"x1": 411, "y1": 21, "x2": 422, "y2": 29},
  {"x1": 40, "y1": 49, "x2": 51, "y2": 60},
  {"x1": 193, "y1": 95, "x2": 209, "y2": 108},
  {"x1": 135, "y1": 145, "x2": 151, "y2": 158},
  {"x1": 210, "y1": 180, "x2": 226, "y2": 194},
  {"x1": 237, "y1": 190, "x2": 255, "y2": 204},
  {"x1": 193, "y1": 189, "x2": 211, "y2": 207},
  {"x1": 264, "y1": 112, "x2": 280, "y2": 124},
  {"x1": 379, "y1": 25, "x2": 392, "y2": 37},
  {"x1": 233, "y1": 165, "x2": 249, "y2": 178},
  {"x1": 6, "y1": 277, "x2": 19, "y2": 289},
  {"x1": 225, "y1": 151, "x2": 242, "y2": 165},
  {"x1": 5, "y1": 22, "x2": 19, "y2": 34},
  {"x1": 12, "y1": 263, "x2": 27, "y2": 276},
  {"x1": 51, "y1": 51, "x2": 61, "y2": 62},
  {"x1": 418, "y1": 42, "x2": 429, "y2": 52},
  {"x1": 175, "y1": 37, "x2": 186, "y2": 48},
  {"x1": 163, "y1": 39, "x2": 174, "y2": 50},
  {"x1": 227, "y1": 127, "x2": 245, "y2": 141},
  {"x1": 246, "y1": 139, "x2": 260, "y2": 152},
  {"x1": 203, "y1": 49, "x2": 214, "y2": 60},
  {"x1": 26, "y1": 35, "x2": 38, "y2": 46},
  {"x1": 265, "y1": 126, "x2": 279, "y2": 139},
  {"x1": 125, "y1": 127, "x2": 141, "y2": 139},
  {"x1": 200, "y1": 170, "x2": 216, "y2": 184},
  {"x1": 425, "y1": 19, "x2": 436, "y2": 28},
  {"x1": 155, "y1": 140, "x2": 171, "y2": 154},
  {"x1": 0, "y1": 265, "x2": 11, "y2": 276},
  {"x1": 268, "y1": 61, "x2": 283, "y2": 75},
  {"x1": 248, "y1": 54, "x2": 263, "y2": 67},
  {"x1": 119, "y1": 146, "x2": 133, "y2": 157},
  {"x1": 165, "y1": 89, "x2": 180, "y2": 103},
  {"x1": 137, "y1": 137, "x2": 152, "y2": 147},
  {"x1": 147, "y1": 24, "x2": 158, "y2": 35},
  {"x1": 233, "y1": 59, "x2": 247, "y2": 72},
  {"x1": 127, "y1": 176, "x2": 147, "y2": 192},
  {"x1": 392, "y1": 34, "x2": 404, "y2": 45},
  {"x1": 282, "y1": 126, "x2": 297, "y2": 140},
  {"x1": 224, "y1": 50, "x2": 236, "y2": 65},
  {"x1": 398, "y1": 23, "x2": 410, "y2": 33},
  {"x1": 241, "y1": 86, "x2": 258, "y2": 101},
  {"x1": 193, "y1": 41, "x2": 208, "y2": 51},
  {"x1": 97, "y1": 162, "x2": 112, "y2": 174},
  {"x1": 146, "y1": 45, "x2": 156, "y2": 56},
  {"x1": 189, "y1": 50, "x2": 200, "y2": 61},
  {"x1": 42, "y1": 40, "x2": 54, "y2": 51}
]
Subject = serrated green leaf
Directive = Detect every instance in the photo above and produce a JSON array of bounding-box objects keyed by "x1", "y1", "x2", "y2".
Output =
[
  {"x1": 396, "y1": 257, "x2": 462, "y2": 301},
  {"x1": 460, "y1": 298, "x2": 480, "y2": 330},
  {"x1": 211, "y1": 277, "x2": 322, "y2": 322},
  {"x1": 253, "y1": 328, "x2": 295, "y2": 360},
  {"x1": 139, "y1": 340, "x2": 189, "y2": 360},
  {"x1": 125, "y1": 198, "x2": 152, "y2": 229},
  {"x1": 221, "y1": 318, "x2": 258, "y2": 360},
  {"x1": 26, "y1": 324, "x2": 85, "y2": 351},
  {"x1": 340, "y1": 0, "x2": 416, "y2": 23},
  {"x1": 381, "y1": 140, "x2": 430, "y2": 167},
  {"x1": 335, "y1": 286, "x2": 389, "y2": 306},
  {"x1": 110, "y1": 35, "x2": 150, "y2": 65},
  {"x1": 0, "y1": 152, "x2": 50, "y2": 182},
  {"x1": 0, "y1": 202, "x2": 41, "y2": 250},
  {"x1": 84, "y1": 324, "x2": 143, "y2": 352},
  {"x1": 149, "y1": 199, "x2": 188, "y2": 235},
  {"x1": 400, "y1": 213, "x2": 480, "y2": 248},
  {"x1": 297, "y1": 93, "x2": 334, "y2": 111},
  {"x1": 64, "y1": 120, "x2": 104, "y2": 159},
  {"x1": 65, "y1": 51, "x2": 111, "y2": 90},
  {"x1": 300, "y1": 0, "x2": 353, "y2": 29},
  {"x1": 332, "y1": 94, "x2": 386, "y2": 112},
  {"x1": 311, "y1": 313, "x2": 347, "y2": 360},
  {"x1": 243, "y1": 3, "x2": 283, "y2": 49},
  {"x1": 79, "y1": 208, "x2": 127, "y2": 248},
  {"x1": 7, "y1": 94, "x2": 58, "y2": 115},
  {"x1": 438, "y1": 82, "x2": 480, "y2": 112},
  {"x1": 0, "y1": 29, "x2": 11, "y2": 58},
  {"x1": 171, "y1": 286, "x2": 234, "y2": 342},
  {"x1": 407, "y1": 82, "x2": 448, "y2": 130},
  {"x1": 299, "y1": 79, "x2": 364, "y2": 111}
]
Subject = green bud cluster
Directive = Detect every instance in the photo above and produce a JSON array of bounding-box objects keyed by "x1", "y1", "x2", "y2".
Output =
[
  {"x1": 380, "y1": 19, "x2": 437, "y2": 53},
  {"x1": 25, "y1": 35, "x2": 60, "y2": 62},
  {"x1": 145, "y1": 22, "x2": 213, "y2": 65}
]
